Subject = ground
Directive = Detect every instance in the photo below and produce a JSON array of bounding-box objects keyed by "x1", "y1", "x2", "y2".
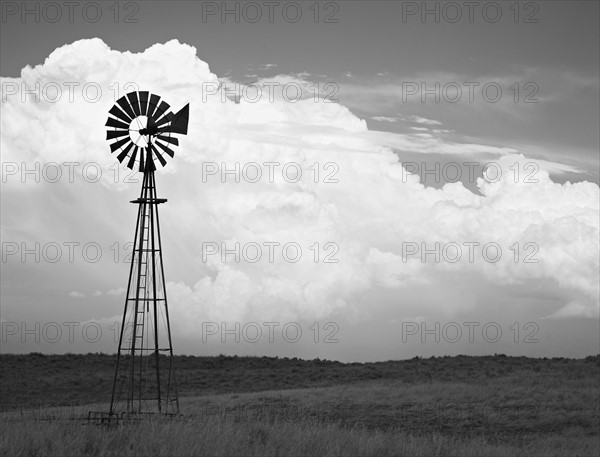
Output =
[{"x1": 1, "y1": 353, "x2": 598, "y2": 456}]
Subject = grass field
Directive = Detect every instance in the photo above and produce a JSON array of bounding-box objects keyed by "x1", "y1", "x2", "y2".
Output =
[{"x1": 1, "y1": 354, "x2": 598, "y2": 456}]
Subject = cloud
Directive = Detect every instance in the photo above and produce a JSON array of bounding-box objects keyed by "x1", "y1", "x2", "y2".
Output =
[
  {"x1": 545, "y1": 301, "x2": 598, "y2": 319},
  {"x1": 1, "y1": 38, "x2": 598, "y2": 334},
  {"x1": 366, "y1": 129, "x2": 518, "y2": 156},
  {"x1": 218, "y1": 72, "x2": 337, "y2": 105},
  {"x1": 371, "y1": 116, "x2": 399, "y2": 123},
  {"x1": 337, "y1": 68, "x2": 600, "y2": 116},
  {"x1": 106, "y1": 288, "x2": 126, "y2": 297},
  {"x1": 333, "y1": 69, "x2": 599, "y2": 176},
  {"x1": 68, "y1": 291, "x2": 85, "y2": 298},
  {"x1": 403, "y1": 115, "x2": 442, "y2": 126}
]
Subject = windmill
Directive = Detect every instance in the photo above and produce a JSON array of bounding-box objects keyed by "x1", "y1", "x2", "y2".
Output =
[{"x1": 104, "y1": 91, "x2": 189, "y2": 418}]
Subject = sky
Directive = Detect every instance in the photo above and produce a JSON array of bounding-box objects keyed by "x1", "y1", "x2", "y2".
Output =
[{"x1": 1, "y1": 1, "x2": 599, "y2": 361}]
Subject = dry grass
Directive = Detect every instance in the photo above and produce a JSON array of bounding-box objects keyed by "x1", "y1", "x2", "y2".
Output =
[
  {"x1": 3, "y1": 416, "x2": 598, "y2": 457},
  {"x1": 1, "y1": 354, "x2": 598, "y2": 456}
]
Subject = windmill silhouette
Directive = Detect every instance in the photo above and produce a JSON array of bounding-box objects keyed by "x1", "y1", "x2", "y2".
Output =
[{"x1": 104, "y1": 91, "x2": 189, "y2": 418}]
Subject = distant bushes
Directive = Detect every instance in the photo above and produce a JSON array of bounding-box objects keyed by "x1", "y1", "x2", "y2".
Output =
[{"x1": 1, "y1": 353, "x2": 599, "y2": 410}]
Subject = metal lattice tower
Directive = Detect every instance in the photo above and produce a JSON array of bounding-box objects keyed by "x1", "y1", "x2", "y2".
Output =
[{"x1": 103, "y1": 91, "x2": 189, "y2": 417}]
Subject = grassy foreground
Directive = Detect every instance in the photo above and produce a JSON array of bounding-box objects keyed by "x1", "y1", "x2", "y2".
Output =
[{"x1": 1, "y1": 354, "x2": 598, "y2": 456}]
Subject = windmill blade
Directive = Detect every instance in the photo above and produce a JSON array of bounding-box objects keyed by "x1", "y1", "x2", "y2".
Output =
[
  {"x1": 139, "y1": 91, "x2": 149, "y2": 115},
  {"x1": 153, "y1": 101, "x2": 171, "y2": 121},
  {"x1": 117, "y1": 96, "x2": 136, "y2": 120},
  {"x1": 156, "y1": 112, "x2": 173, "y2": 128},
  {"x1": 139, "y1": 146, "x2": 146, "y2": 172},
  {"x1": 147, "y1": 94, "x2": 161, "y2": 118},
  {"x1": 157, "y1": 135, "x2": 178, "y2": 146},
  {"x1": 155, "y1": 139, "x2": 175, "y2": 158},
  {"x1": 151, "y1": 144, "x2": 167, "y2": 167},
  {"x1": 110, "y1": 136, "x2": 132, "y2": 153},
  {"x1": 147, "y1": 113, "x2": 157, "y2": 132},
  {"x1": 127, "y1": 146, "x2": 138, "y2": 170},
  {"x1": 106, "y1": 130, "x2": 129, "y2": 140},
  {"x1": 109, "y1": 105, "x2": 131, "y2": 124},
  {"x1": 126, "y1": 92, "x2": 142, "y2": 117},
  {"x1": 105, "y1": 117, "x2": 130, "y2": 130},
  {"x1": 116, "y1": 141, "x2": 134, "y2": 163}
]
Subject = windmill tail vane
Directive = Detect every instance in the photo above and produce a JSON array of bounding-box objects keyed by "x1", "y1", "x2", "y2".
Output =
[{"x1": 103, "y1": 91, "x2": 189, "y2": 418}]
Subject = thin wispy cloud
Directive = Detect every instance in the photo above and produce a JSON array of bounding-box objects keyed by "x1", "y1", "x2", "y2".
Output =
[
  {"x1": 404, "y1": 115, "x2": 442, "y2": 126},
  {"x1": 371, "y1": 116, "x2": 399, "y2": 123}
]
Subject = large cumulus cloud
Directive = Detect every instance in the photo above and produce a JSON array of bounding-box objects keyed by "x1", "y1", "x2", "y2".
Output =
[{"x1": 1, "y1": 39, "x2": 598, "y2": 334}]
